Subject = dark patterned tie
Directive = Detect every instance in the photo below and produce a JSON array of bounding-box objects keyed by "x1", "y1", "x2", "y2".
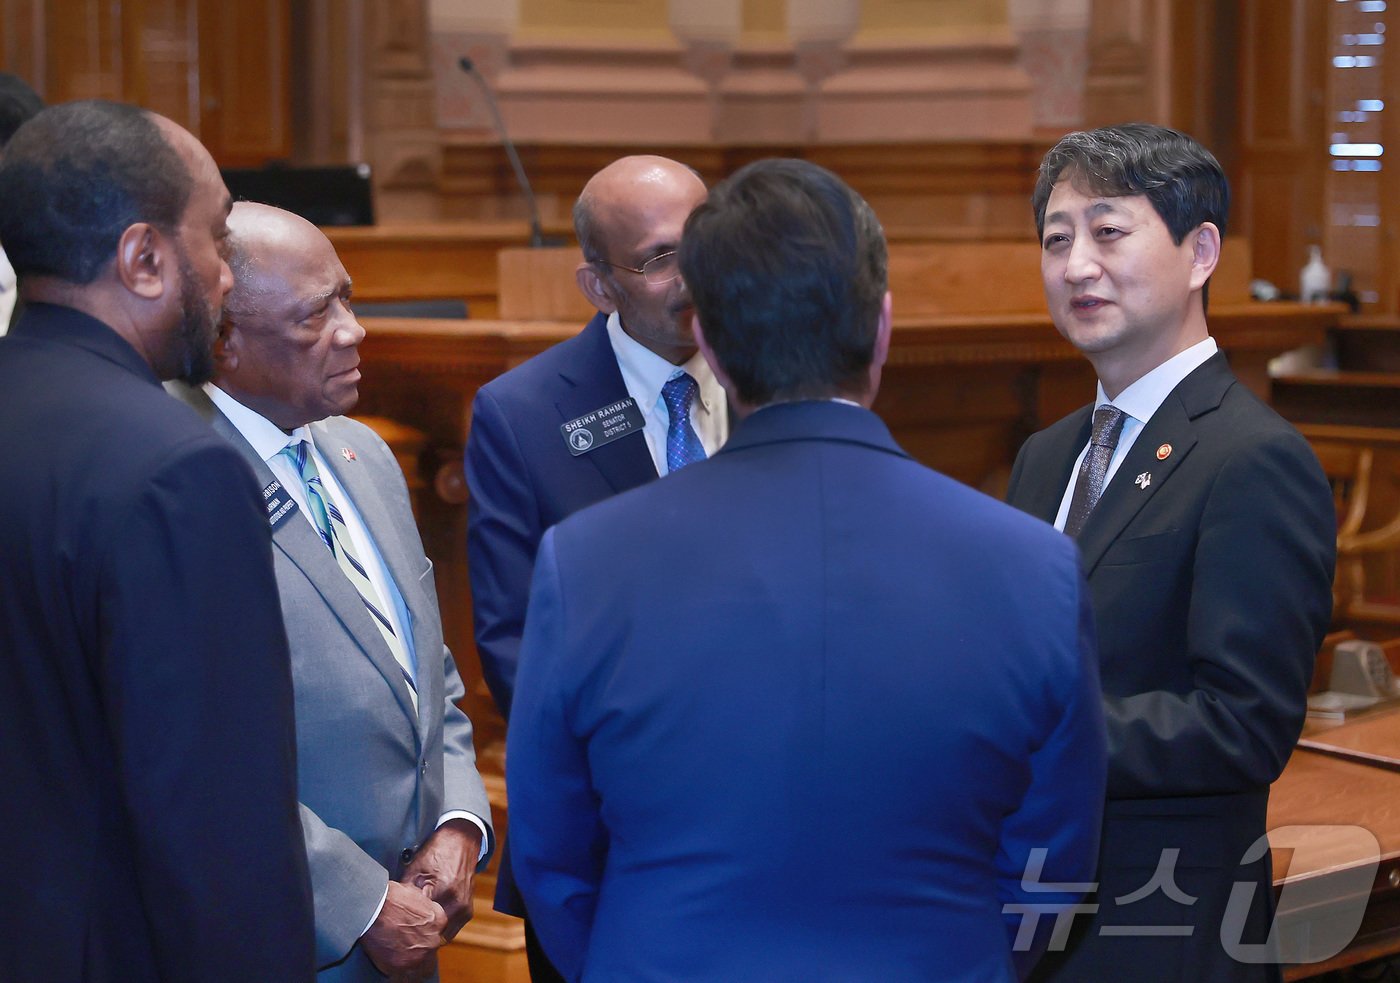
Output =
[
  {"x1": 1064, "y1": 405, "x2": 1127, "y2": 538},
  {"x1": 661, "y1": 372, "x2": 707, "y2": 473}
]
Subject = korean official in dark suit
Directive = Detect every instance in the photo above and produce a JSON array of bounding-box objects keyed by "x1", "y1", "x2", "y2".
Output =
[
  {"x1": 508, "y1": 158, "x2": 1109, "y2": 982},
  {"x1": 1005, "y1": 124, "x2": 1336, "y2": 982},
  {"x1": 170, "y1": 202, "x2": 494, "y2": 982},
  {"x1": 0, "y1": 102, "x2": 313, "y2": 980}
]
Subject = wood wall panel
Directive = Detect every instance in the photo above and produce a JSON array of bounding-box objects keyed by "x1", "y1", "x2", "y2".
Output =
[
  {"x1": 0, "y1": 0, "x2": 291, "y2": 167},
  {"x1": 1238, "y1": 0, "x2": 1328, "y2": 291},
  {"x1": 440, "y1": 139, "x2": 1050, "y2": 240},
  {"x1": 198, "y1": 0, "x2": 291, "y2": 164}
]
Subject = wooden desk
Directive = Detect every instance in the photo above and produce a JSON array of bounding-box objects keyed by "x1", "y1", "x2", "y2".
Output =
[
  {"x1": 1272, "y1": 741, "x2": 1400, "y2": 978},
  {"x1": 326, "y1": 222, "x2": 574, "y2": 318}
]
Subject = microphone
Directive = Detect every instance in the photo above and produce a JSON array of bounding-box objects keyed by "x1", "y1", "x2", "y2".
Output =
[{"x1": 459, "y1": 56, "x2": 560, "y2": 248}]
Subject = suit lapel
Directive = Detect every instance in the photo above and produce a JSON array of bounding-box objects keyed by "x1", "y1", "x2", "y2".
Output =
[
  {"x1": 1074, "y1": 355, "x2": 1232, "y2": 574},
  {"x1": 556, "y1": 313, "x2": 657, "y2": 494},
  {"x1": 168, "y1": 383, "x2": 423, "y2": 733},
  {"x1": 314, "y1": 421, "x2": 427, "y2": 733}
]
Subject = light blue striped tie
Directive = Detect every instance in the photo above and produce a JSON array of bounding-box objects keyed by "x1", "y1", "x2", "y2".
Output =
[{"x1": 281, "y1": 440, "x2": 417, "y2": 711}]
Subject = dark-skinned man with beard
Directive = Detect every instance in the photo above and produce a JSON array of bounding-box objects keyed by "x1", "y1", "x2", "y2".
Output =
[{"x1": 0, "y1": 100, "x2": 313, "y2": 982}]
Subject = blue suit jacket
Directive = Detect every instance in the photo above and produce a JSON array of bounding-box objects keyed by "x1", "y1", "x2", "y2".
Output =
[
  {"x1": 1006, "y1": 354, "x2": 1335, "y2": 982},
  {"x1": 466, "y1": 311, "x2": 656, "y2": 914},
  {"x1": 508, "y1": 400, "x2": 1108, "y2": 982},
  {"x1": 0, "y1": 304, "x2": 314, "y2": 981}
]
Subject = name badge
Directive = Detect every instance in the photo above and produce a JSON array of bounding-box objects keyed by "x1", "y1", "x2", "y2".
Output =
[
  {"x1": 560, "y1": 398, "x2": 645, "y2": 456},
  {"x1": 263, "y1": 478, "x2": 300, "y2": 530}
]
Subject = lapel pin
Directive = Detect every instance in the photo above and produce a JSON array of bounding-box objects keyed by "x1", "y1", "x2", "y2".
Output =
[
  {"x1": 1156, "y1": 443, "x2": 1172, "y2": 461},
  {"x1": 341, "y1": 447, "x2": 357, "y2": 462},
  {"x1": 1135, "y1": 472, "x2": 1152, "y2": 489}
]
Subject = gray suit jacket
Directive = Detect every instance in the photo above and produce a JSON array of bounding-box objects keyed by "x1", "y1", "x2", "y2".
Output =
[{"x1": 169, "y1": 383, "x2": 493, "y2": 980}]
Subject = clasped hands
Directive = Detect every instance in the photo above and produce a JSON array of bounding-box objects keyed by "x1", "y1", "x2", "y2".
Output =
[{"x1": 361, "y1": 819, "x2": 482, "y2": 981}]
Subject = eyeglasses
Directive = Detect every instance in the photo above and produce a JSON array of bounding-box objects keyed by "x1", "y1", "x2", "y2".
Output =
[{"x1": 597, "y1": 250, "x2": 681, "y2": 286}]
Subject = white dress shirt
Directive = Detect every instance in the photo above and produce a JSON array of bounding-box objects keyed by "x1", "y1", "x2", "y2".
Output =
[
  {"x1": 204, "y1": 384, "x2": 488, "y2": 928},
  {"x1": 605, "y1": 311, "x2": 728, "y2": 474},
  {"x1": 0, "y1": 246, "x2": 16, "y2": 335},
  {"x1": 1053, "y1": 338, "x2": 1219, "y2": 532}
]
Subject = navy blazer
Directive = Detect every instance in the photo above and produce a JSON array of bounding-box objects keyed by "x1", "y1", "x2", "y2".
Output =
[
  {"x1": 466, "y1": 311, "x2": 656, "y2": 718},
  {"x1": 0, "y1": 304, "x2": 314, "y2": 981},
  {"x1": 1006, "y1": 353, "x2": 1336, "y2": 982},
  {"x1": 466, "y1": 311, "x2": 656, "y2": 915},
  {"x1": 509, "y1": 401, "x2": 1108, "y2": 982}
]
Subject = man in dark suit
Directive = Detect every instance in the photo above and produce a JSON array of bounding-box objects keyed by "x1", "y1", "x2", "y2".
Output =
[
  {"x1": 1005, "y1": 124, "x2": 1336, "y2": 982},
  {"x1": 169, "y1": 202, "x2": 494, "y2": 981},
  {"x1": 507, "y1": 158, "x2": 1109, "y2": 982},
  {"x1": 465, "y1": 155, "x2": 720, "y2": 979},
  {"x1": 0, "y1": 71, "x2": 42, "y2": 333},
  {"x1": 0, "y1": 102, "x2": 314, "y2": 980}
]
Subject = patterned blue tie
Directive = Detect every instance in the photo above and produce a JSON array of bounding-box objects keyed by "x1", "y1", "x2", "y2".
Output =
[
  {"x1": 661, "y1": 372, "x2": 707, "y2": 473},
  {"x1": 280, "y1": 439, "x2": 418, "y2": 711}
]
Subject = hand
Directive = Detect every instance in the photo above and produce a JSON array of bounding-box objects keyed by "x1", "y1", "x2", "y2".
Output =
[
  {"x1": 400, "y1": 819, "x2": 482, "y2": 941},
  {"x1": 360, "y1": 880, "x2": 446, "y2": 981}
]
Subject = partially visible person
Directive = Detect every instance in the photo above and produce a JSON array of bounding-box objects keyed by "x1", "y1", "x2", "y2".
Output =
[
  {"x1": 169, "y1": 201, "x2": 495, "y2": 981},
  {"x1": 508, "y1": 157, "x2": 1108, "y2": 982},
  {"x1": 465, "y1": 154, "x2": 718, "y2": 981},
  {"x1": 1006, "y1": 123, "x2": 1335, "y2": 982},
  {"x1": 0, "y1": 100, "x2": 314, "y2": 981},
  {"x1": 0, "y1": 71, "x2": 42, "y2": 333}
]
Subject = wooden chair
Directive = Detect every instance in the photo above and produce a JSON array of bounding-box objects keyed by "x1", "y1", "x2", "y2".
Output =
[{"x1": 1311, "y1": 439, "x2": 1382, "y2": 623}]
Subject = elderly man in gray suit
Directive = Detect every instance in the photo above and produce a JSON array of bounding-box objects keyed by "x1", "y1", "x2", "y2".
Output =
[{"x1": 170, "y1": 202, "x2": 493, "y2": 982}]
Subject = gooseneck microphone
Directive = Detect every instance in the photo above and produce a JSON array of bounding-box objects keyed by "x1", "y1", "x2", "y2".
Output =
[{"x1": 459, "y1": 55, "x2": 554, "y2": 248}]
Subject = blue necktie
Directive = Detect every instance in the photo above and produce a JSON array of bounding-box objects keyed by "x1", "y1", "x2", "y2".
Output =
[{"x1": 662, "y1": 372, "x2": 707, "y2": 473}]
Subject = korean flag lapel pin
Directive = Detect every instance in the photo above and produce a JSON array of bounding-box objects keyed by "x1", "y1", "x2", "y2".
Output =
[{"x1": 1135, "y1": 442, "x2": 1172, "y2": 491}]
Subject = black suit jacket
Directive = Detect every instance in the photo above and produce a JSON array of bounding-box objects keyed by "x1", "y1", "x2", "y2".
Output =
[
  {"x1": 1006, "y1": 352, "x2": 1335, "y2": 982},
  {"x1": 0, "y1": 304, "x2": 314, "y2": 981}
]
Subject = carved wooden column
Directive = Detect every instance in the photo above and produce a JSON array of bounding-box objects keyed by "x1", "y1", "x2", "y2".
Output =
[
  {"x1": 363, "y1": 0, "x2": 442, "y2": 219},
  {"x1": 1009, "y1": 0, "x2": 1089, "y2": 134},
  {"x1": 1083, "y1": 0, "x2": 1159, "y2": 125}
]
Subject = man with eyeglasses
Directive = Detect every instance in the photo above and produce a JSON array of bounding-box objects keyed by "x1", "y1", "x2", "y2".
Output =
[{"x1": 464, "y1": 154, "x2": 722, "y2": 982}]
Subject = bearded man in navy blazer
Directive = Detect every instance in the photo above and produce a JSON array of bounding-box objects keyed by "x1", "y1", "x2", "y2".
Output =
[
  {"x1": 465, "y1": 155, "x2": 723, "y2": 981},
  {"x1": 0, "y1": 102, "x2": 313, "y2": 980},
  {"x1": 507, "y1": 158, "x2": 1109, "y2": 982},
  {"x1": 1005, "y1": 125, "x2": 1335, "y2": 981}
]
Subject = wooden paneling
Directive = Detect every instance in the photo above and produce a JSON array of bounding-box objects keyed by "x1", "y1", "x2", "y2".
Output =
[
  {"x1": 0, "y1": 0, "x2": 291, "y2": 166},
  {"x1": 1238, "y1": 0, "x2": 1329, "y2": 294},
  {"x1": 441, "y1": 139, "x2": 1051, "y2": 238},
  {"x1": 197, "y1": 0, "x2": 291, "y2": 165}
]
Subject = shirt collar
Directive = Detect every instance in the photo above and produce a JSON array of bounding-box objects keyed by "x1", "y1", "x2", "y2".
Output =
[
  {"x1": 204, "y1": 383, "x2": 313, "y2": 463},
  {"x1": 1096, "y1": 337, "x2": 1218, "y2": 423},
  {"x1": 604, "y1": 310, "x2": 720, "y2": 412}
]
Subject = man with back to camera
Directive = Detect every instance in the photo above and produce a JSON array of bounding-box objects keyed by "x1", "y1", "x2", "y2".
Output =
[
  {"x1": 168, "y1": 201, "x2": 495, "y2": 982},
  {"x1": 0, "y1": 101, "x2": 314, "y2": 981},
  {"x1": 0, "y1": 71, "x2": 43, "y2": 333},
  {"x1": 1005, "y1": 123, "x2": 1336, "y2": 981},
  {"x1": 506, "y1": 157, "x2": 1109, "y2": 982},
  {"x1": 464, "y1": 154, "x2": 723, "y2": 980}
]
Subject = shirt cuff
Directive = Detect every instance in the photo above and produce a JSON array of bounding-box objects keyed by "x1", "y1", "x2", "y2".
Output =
[
  {"x1": 360, "y1": 883, "x2": 390, "y2": 938},
  {"x1": 438, "y1": 811, "x2": 490, "y2": 862}
]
